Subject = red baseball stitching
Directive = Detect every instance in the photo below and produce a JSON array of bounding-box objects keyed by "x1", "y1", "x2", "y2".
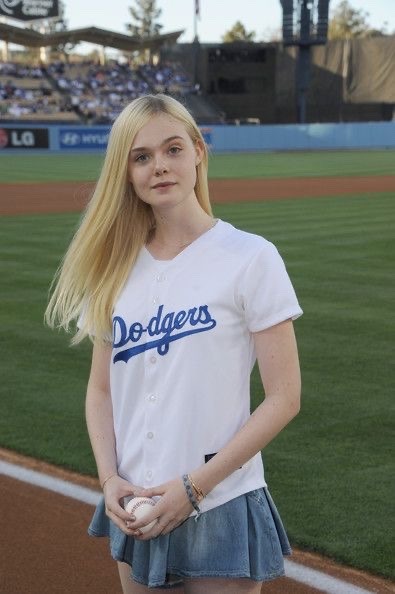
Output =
[{"x1": 129, "y1": 498, "x2": 155, "y2": 514}]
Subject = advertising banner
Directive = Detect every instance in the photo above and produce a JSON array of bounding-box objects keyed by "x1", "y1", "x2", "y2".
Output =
[
  {"x1": 59, "y1": 127, "x2": 210, "y2": 151},
  {"x1": 0, "y1": 0, "x2": 59, "y2": 21},
  {"x1": 59, "y1": 128, "x2": 110, "y2": 150},
  {"x1": 200, "y1": 127, "x2": 212, "y2": 148},
  {"x1": 0, "y1": 127, "x2": 49, "y2": 149}
]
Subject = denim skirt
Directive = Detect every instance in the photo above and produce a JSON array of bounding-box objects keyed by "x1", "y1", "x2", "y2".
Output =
[{"x1": 88, "y1": 488, "x2": 291, "y2": 589}]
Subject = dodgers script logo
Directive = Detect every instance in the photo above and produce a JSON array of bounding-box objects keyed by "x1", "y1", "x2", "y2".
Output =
[{"x1": 113, "y1": 304, "x2": 216, "y2": 363}]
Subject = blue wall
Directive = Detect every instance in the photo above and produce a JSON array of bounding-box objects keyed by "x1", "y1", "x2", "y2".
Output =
[
  {"x1": 0, "y1": 121, "x2": 394, "y2": 153},
  {"x1": 205, "y1": 122, "x2": 395, "y2": 152}
]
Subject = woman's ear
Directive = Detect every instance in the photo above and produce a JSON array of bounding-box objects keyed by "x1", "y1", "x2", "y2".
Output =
[{"x1": 195, "y1": 139, "x2": 204, "y2": 166}]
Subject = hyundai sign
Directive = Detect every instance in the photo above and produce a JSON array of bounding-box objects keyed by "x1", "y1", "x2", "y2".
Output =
[
  {"x1": 59, "y1": 128, "x2": 110, "y2": 150},
  {"x1": 0, "y1": 0, "x2": 59, "y2": 21}
]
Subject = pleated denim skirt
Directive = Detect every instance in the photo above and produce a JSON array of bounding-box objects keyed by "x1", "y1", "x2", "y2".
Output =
[{"x1": 88, "y1": 487, "x2": 291, "y2": 589}]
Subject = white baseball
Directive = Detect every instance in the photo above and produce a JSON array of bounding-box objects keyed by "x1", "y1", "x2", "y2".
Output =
[{"x1": 125, "y1": 496, "x2": 158, "y2": 534}]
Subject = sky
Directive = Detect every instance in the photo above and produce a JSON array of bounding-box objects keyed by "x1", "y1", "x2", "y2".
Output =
[
  {"x1": 2, "y1": 0, "x2": 394, "y2": 53},
  {"x1": 58, "y1": 0, "x2": 394, "y2": 44}
]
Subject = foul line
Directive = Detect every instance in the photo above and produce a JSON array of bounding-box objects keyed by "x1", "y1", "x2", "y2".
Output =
[
  {"x1": 0, "y1": 460, "x2": 101, "y2": 506},
  {"x1": 283, "y1": 561, "x2": 373, "y2": 594},
  {"x1": 0, "y1": 460, "x2": 374, "y2": 594}
]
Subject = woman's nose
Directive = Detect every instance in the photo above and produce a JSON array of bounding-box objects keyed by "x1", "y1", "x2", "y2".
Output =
[{"x1": 154, "y1": 157, "x2": 168, "y2": 175}]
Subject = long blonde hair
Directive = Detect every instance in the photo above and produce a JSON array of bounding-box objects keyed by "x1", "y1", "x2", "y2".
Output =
[{"x1": 45, "y1": 94, "x2": 212, "y2": 343}]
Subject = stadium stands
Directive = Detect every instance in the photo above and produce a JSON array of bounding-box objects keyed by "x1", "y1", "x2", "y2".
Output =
[
  {"x1": 0, "y1": 61, "x2": 79, "y2": 121},
  {"x1": 0, "y1": 59, "x2": 200, "y2": 124}
]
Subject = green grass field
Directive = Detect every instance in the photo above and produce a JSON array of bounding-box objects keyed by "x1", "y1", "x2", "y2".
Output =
[
  {"x1": 0, "y1": 152, "x2": 394, "y2": 579},
  {"x1": 0, "y1": 149, "x2": 394, "y2": 182}
]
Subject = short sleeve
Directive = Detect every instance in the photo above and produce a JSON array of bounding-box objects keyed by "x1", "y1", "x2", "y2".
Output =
[{"x1": 240, "y1": 241, "x2": 303, "y2": 333}]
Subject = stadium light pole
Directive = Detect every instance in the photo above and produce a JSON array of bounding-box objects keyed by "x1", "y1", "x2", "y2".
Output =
[
  {"x1": 297, "y1": 0, "x2": 312, "y2": 124},
  {"x1": 192, "y1": 0, "x2": 200, "y2": 86},
  {"x1": 194, "y1": 0, "x2": 200, "y2": 42},
  {"x1": 280, "y1": 0, "x2": 329, "y2": 123}
]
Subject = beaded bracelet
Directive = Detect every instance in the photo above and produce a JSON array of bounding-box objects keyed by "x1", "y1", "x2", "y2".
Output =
[{"x1": 182, "y1": 473, "x2": 201, "y2": 516}]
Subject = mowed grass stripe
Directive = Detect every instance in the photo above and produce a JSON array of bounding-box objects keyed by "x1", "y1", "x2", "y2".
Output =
[
  {"x1": 0, "y1": 150, "x2": 394, "y2": 183},
  {"x1": 216, "y1": 193, "x2": 394, "y2": 246},
  {"x1": 209, "y1": 150, "x2": 395, "y2": 179},
  {"x1": 0, "y1": 195, "x2": 393, "y2": 578},
  {"x1": 0, "y1": 154, "x2": 104, "y2": 183},
  {"x1": 215, "y1": 194, "x2": 394, "y2": 227}
]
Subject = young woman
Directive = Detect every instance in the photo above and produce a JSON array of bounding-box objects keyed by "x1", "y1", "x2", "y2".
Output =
[{"x1": 46, "y1": 94, "x2": 302, "y2": 594}]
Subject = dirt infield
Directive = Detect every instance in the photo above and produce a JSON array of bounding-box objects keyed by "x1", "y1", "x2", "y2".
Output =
[
  {"x1": 1, "y1": 449, "x2": 394, "y2": 594},
  {"x1": 1, "y1": 175, "x2": 395, "y2": 216}
]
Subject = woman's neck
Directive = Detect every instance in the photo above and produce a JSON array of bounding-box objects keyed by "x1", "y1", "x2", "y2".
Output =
[{"x1": 147, "y1": 204, "x2": 215, "y2": 259}]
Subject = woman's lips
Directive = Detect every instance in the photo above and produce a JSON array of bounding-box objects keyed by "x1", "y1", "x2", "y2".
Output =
[{"x1": 152, "y1": 182, "x2": 176, "y2": 189}]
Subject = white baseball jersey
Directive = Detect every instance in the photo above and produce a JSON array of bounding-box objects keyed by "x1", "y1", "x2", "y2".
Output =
[{"x1": 111, "y1": 219, "x2": 302, "y2": 514}]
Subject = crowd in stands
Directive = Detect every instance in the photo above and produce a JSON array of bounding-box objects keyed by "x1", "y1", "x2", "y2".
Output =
[
  {"x1": 139, "y1": 63, "x2": 196, "y2": 96},
  {"x1": 0, "y1": 62, "x2": 45, "y2": 79},
  {"x1": 0, "y1": 59, "x2": 197, "y2": 123},
  {"x1": 0, "y1": 61, "x2": 77, "y2": 120},
  {"x1": 46, "y1": 60, "x2": 151, "y2": 123}
]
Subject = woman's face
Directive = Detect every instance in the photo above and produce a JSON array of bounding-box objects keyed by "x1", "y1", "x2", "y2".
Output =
[{"x1": 128, "y1": 113, "x2": 203, "y2": 211}]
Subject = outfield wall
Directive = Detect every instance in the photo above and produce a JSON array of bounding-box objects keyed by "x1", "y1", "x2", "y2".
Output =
[{"x1": 0, "y1": 121, "x2": 394, "y2": 153}]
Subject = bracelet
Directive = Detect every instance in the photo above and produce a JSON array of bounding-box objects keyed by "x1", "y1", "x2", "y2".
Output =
[
  {"x1": 182, "y1": 474, "x2": 201, "y2": 515},
  {"x1": 101, "y1": 473, "x2": 117, "y2": 489},
  {"x1": 188, "y1": 474, "x2": 205, "y2": 502}
]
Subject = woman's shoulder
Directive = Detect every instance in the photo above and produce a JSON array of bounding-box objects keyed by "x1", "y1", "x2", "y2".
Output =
[{"x1": 216, "y1": 219, "x2": 277, "y2": 258}]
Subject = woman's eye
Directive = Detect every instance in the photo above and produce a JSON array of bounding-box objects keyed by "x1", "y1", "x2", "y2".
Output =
[
  {"x1": 135, "y1": 154, "x2": 149, "y2": 163},
  {"x1": 169, "y1": 146, "x2": 181, "y2": 155}
]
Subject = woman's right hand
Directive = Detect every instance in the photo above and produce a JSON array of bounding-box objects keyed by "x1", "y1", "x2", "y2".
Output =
[{"x1": 103, "y1": 475, "x2": 145, "y2": 534}]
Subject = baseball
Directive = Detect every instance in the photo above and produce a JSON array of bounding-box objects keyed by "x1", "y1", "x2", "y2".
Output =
[{"x1": 125, "y1": 496, "x2": 158, "y2": 534}]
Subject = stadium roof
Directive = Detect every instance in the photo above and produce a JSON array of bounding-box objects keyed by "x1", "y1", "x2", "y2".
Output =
[{"x1": 0, "y1": 22, "x2": 183, "y2": 51}]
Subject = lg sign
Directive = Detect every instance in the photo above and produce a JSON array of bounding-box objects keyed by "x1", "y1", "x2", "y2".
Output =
[
  {"x1": 0, "y1": 128, "x2": 8, "y2": 148},
  {"x1": 0, "y1": 128, "x2": 49, "y2": 149},
  {"x1": 11, "y1": 130, "x2": 35, "y2": 146}
]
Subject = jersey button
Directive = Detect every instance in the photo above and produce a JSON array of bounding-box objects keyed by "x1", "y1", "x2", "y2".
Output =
[
  {"x1": 156, "y1": 273, "x2": 166, "y2": 282},
  {"x1": 147, "y1": 432, "x2": 154, "y2": 439},
  {"x1": 149, "y1": 355, "x2": 157, "y2": 364},
  {"x1": 146, "y1": 470, "x2": 153, "y2": 480},
  {"x1": 148, "y1": 394, "x2": 157, "y2": 402}
]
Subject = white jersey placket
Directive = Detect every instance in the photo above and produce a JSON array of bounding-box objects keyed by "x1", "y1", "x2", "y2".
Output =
[{"x1": 142, "y1": 262, "x2": 170, "y2": 487}]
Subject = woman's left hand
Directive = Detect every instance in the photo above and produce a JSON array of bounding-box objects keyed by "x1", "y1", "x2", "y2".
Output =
[{"x1": 126, "y1": 477, "x2": 194, "y2": 539}]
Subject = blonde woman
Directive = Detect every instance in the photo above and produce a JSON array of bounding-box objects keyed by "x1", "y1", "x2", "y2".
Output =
[{"x1": 46, "y1": 94, "x2": 302, "y2": 594}]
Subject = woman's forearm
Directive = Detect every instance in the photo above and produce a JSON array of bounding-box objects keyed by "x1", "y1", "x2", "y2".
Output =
[
  {"x1": 191, "y1": 389, "x2": 300, "y2": 496},
  {"x1": 85, "y1": 385, "x2": 118, "y2": 487}
]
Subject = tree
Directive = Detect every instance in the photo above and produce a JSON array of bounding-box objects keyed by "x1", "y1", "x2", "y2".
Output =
[
  {"x1": 222, "y1": 21, "x2": 256, "y2": 43},
  {"x1": 328, "y1": 0, "x2": 386, "y2": 40},
  {"x1": 126, "y1": 0, "x2": 163, "y2": 38}
]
